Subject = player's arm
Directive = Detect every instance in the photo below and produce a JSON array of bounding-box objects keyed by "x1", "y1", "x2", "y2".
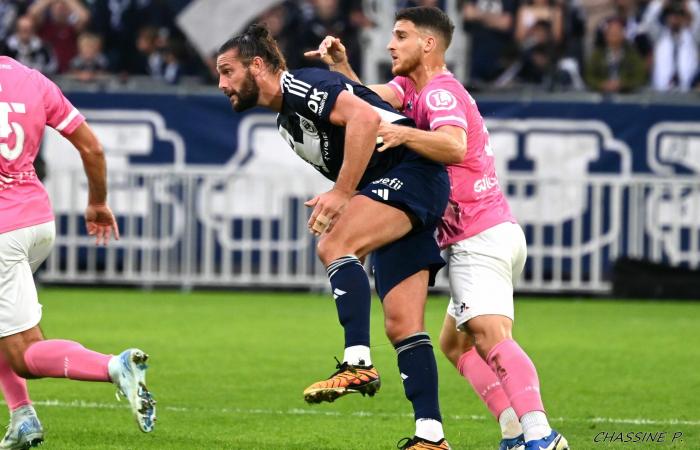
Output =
[
  {"x1": 64, "y1": 122, "x2": 120, "y2": 244},
  {"x1": 378, "y1": 123, "x2": 467, "y2": 164},
  {"x1": 304, "y1": 36, "x2": 402, "y2": 110},
  {"x1": 305, "y1": 91, "x2": 380, "y2": 234}
]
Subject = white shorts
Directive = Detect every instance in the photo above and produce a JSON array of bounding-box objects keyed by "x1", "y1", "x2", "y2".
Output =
[
  {"x1": 0, "y1": 221, "x2": 55, "y2": 337},
  {"x1": 446, "y1": 221, "x2": 527, "y2": 329}
]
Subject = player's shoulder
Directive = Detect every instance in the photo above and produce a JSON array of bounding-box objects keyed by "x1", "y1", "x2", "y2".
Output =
[
  {"x1": 287, "y1": 67, "x2": 343, "y2": 86},
  {"x1": 0, "y1": 56, "x2": 31, "y2": 77},
  {"x1": 425, "y1": 73, "x2": 468, "y2": 97}
]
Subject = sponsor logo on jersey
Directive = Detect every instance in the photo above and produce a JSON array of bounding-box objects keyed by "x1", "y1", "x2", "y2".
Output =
[
  {"x1": 299, "y1": 115, "x2": 318, "y2": 136},
  {"x1": 473, "y1": 175, "x2": 499, "y2": 193},
  {"x1": 371, "y1": 177, "x2": 404, "y2": 190},
  {"x1": 307, "y1": 88, "x2": 328, "y2": 115},
  {"x1": 426, "y1": 89, "x2": 457, "y2": 111}
]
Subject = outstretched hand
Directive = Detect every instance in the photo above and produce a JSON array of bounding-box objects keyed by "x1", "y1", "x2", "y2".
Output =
[
  {"x1": 304, "y1": 35, "x2": 348, "y2": 66},
  {"x1": 85, "y1": 203, "x2": 120, "y2": 246}
]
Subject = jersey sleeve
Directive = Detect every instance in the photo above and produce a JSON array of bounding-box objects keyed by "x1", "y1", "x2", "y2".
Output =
[
  {"x1": 387, "y1": 76, "x2": 407, "y2": 106},
  {"x1": 32, "y1": 69, "x2": 85, "y2": 134},
  {"x1": 282, "y1": 72, "x2": 346, "y2": 123},
  {"x1": 422, "y1": 84, "x2": 469, "y2": 133}
]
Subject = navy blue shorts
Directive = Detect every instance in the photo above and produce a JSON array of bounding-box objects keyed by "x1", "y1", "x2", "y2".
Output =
[{"x1": 358, "y1": 152, "x2": 449, "y2": 299}]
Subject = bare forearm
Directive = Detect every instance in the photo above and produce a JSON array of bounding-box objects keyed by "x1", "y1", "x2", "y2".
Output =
[
  {"x1": 330, "y1": 61, "x2": 361, "y2": 83},
  {"x1": 80, "y1": 150, "x2": 108, "y2": 204},
  {"x1": 335, "y1": 118, "x2": 379, "y2": 192},
  {"x1": 401, "y1": 127, "x2": 465, "y2": 164}
]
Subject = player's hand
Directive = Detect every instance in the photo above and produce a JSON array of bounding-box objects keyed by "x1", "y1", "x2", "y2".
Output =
[
  {"x1": 377, "y1": 121, "x2": 407, "y2": 152},
  {"x1": 84, "y1": 203, "x2": 120, "y2": 246},
  {"x1": 304, "y1": 36, "x2": 348, "y2": 67},
  {"x1": 304, "y1": 188, "x2": 352, "y2": 236}
]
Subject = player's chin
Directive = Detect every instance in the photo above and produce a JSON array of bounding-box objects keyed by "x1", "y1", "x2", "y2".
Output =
[{"x1": 390, "y1": 61, "x2": 407, "y2": 76}]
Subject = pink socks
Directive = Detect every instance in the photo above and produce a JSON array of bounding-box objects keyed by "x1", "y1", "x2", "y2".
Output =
[
  {"x1": 486, "y1": 338, "x2": 544, "y2": 417},
  {"x1": 457, "y1": 347, "x2": 511, "y2": 419},
  {"x1": 24, "y1": 340, "x2": 111, "y2": 382},
  {"x1": 0, "y1": 352, "x2": 30, "y2": 411}
]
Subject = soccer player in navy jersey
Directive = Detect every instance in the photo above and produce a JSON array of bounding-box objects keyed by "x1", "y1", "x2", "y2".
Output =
[{"x1": 216, "y1": 24, "x2": 452, "y2": 449}]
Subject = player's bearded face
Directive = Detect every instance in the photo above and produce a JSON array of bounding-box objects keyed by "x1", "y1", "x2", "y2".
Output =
[
  {"x1": 391, "y1": 46, "x2": 421, "y2": 76},
  {"x1": 388, "y1": 22, "x2": 423, "y2": 76},
  {"x1": 230, "y1": 68, "x2": 260, "y2": 112}
]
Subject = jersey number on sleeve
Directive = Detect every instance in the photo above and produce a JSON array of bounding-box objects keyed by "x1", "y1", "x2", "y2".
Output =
[{"x1": 0, "y1": 102, "x2": 26, "y2": 161}]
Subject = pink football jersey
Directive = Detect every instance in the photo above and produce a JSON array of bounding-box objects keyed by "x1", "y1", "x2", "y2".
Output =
[
  {"x1": 388, "y1": 73, "x2": 515, "y2": 247},
  {"x1": 0, "y1": 56, "x2": 85, "y2": 234}
]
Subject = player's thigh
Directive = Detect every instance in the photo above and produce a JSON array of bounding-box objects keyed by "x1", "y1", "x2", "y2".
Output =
[
  {"x1": 320, "y1": 194, "x2": 414, "y2": 260},
  {"x1": 0, "y1": 224, "x2": 51, "y2": 342},
  {"x1": 27, "y1": 221, "x2": 55, "y2": 273},
  {"x1": 382, "y1": 269, "x2": 429, "y2": 343},
  {"x1": 447, "y1": 222, "x2": 520, "y2": 330}
]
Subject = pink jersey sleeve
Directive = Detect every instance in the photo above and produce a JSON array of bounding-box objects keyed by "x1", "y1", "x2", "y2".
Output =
[
  {"x1": 421, "y1": 84, "x2": 469, "y2": 133},
  {"x1": 387, "y1": 76, "x2": 407, "y2": 105},
  {"x1": 31, "y1": 69, "x2": 85, "y2": 135}
]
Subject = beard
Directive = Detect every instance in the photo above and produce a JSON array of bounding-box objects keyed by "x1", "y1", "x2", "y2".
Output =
[
  {"x1": 391, "y1": 52, "x2": 421, "y2": 76},
  {"x1": 231, "y1": 69, "x2": 260, "y2": 112}
]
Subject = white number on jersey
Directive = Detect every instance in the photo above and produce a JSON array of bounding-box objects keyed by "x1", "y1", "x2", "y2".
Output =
[{"x1": 0, "y1": 102, "x2": 26, "y2": 160}]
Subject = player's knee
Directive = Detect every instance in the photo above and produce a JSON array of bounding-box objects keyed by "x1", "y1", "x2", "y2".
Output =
[
  {"x1": 316, "y1": 236, "x2": 349, "y2": 266},
  {"x1": 384, "y1": 316, "x2": 423, "y2": 345}
]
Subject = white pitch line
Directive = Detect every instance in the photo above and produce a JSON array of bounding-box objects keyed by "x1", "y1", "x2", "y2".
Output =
[{"x1": 32, "y1": 400, "x2": 700, "y2": 427}]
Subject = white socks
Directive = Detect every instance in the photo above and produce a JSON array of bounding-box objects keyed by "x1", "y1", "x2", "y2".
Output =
[
  {"x1": 499, "y1": 407, "x2": 523, "y2": 439},
  {"x1": 343, "y1": 345, "x2": 371, "y2": 366},
  {"x1": 521, "y1": 410, "x2": 552, "y2": 442},
  {"x1": 416, "y1": 418, "x2": 444, "y2": 442}
]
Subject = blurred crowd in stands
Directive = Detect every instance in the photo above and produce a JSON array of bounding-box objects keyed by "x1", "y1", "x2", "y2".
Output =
[{"x1": 2, "y1": 0, "x2": 700, "y2": 93}]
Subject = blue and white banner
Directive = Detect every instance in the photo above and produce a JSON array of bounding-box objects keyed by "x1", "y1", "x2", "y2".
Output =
[{"x1": 40, "y1": 90, "x2": 700, "y2": 292}]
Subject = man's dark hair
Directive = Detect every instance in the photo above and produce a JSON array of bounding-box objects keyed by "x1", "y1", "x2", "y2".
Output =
[
  {"x1": 218, "y1": 23, "x2": 287, "y2": 71},
  {"x1": 395, "y1": 6, "x2": 455, "y2": 49}
]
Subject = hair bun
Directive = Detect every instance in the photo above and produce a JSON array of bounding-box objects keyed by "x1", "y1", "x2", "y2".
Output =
[{"x1": 246, "y1": 23, "x2": 270, "y2": 39}]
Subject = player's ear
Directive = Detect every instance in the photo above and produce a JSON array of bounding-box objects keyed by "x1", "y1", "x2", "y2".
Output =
[
  {"x1": 249, "y1": 56, "x2": 264, "y2": 76},
  {"x1": 424, "y1": 35, "x2": 436, "y2": 54}
]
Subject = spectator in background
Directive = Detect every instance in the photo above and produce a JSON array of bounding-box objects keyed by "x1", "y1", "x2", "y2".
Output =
[
  {"x1": 496, "y1": 18, "x2": 583, "y2": 89},
  {"x1": 27, "y1": 0, "x2": 90, "y2": 73},
  {"x1": 461, "y1": 0, "x2": 520, "y2": 84},
  {"x1": 255, "y1": 2, "x2": 306, "y2": 69},
  {"x1": 642, "y1": 0, "x2": 700, "y2": 91},
  {"x1": 0, "y1": 1, "x2": 21, "y2": 43},
  {"x1": 586, "y1": 16, "x2": 647, "y2": 92},
  {"x1": 594, "y1": 0, "x2": 653, "y2": 62},
  {"x1": 86, "y1": 0, "x2": 176, "y2": 74},
  {"x1": 68, "y1": 31, "x2": 108, "y2": 81},
  {"x1": 515, "y1": 0, "x2": 564, "y2": 47},
  {"x1": 300, "y1": 0, "x2": 365, "y2": 74},
  {"x1": 160, "y1": 39, "x2": 184, "y2": 84},
  {"x1": 135, "y1": 25, "x2": 165, "y2": 77},
  {"x1": 4, "y1": 15, "x2": 57, "y2": 75}
]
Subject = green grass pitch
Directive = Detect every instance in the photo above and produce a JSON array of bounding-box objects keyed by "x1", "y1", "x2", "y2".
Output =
[{"x1": 7, "y1": 288, "x2": 698, "y2": 449}]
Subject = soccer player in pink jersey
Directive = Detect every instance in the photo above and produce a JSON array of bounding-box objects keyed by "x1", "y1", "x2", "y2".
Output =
[
  {"x1": 0, "y1": 56, "x2": 155, "y2": 448},
  {"x1": 306, "y1": 6, "x2": 569, "y2": 450}
]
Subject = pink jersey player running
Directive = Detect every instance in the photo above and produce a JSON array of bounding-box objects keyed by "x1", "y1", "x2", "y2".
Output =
[
  {"x1": 306, "y1": 6, "x2": 569, "y2": 450},
  {"x1": 0, "y1": 56, "x2": 155, "y2": 448}
]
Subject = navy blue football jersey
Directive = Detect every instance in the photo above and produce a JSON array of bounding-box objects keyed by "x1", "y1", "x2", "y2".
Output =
[{"x1": 277, "y1": 68, "x2": 414, "y2": 188}]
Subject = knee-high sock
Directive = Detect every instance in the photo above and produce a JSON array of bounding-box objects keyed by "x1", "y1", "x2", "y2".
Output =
[
  {"x1": 395, "y1": 333, "x2": 442, "y2": 423},
  {"x1": 327, "y1": 256, "x2": 371, "y2": 359},
  {"x1": 486, "y1": 339, "x2": 544, "y2": 417},
  {"x1": 24, "y1": 340, "x2": 111, "y2": 382},
  {"x1": 458, "y1": 347, "x2": 511, "y2": 419},
  {"x1": 0, "y1": 352, "x2": 30, "y2": 411}
]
